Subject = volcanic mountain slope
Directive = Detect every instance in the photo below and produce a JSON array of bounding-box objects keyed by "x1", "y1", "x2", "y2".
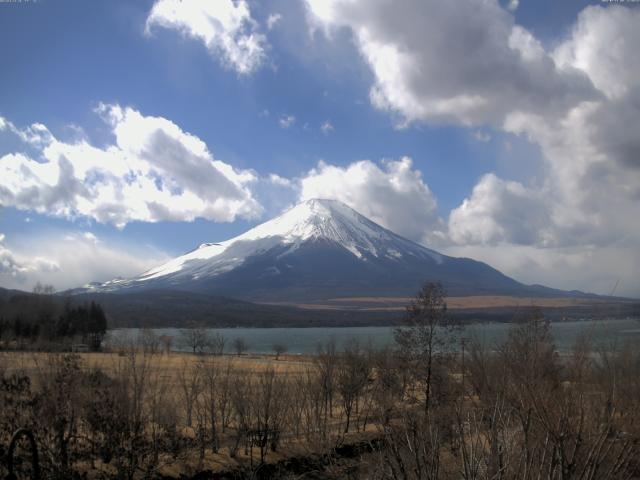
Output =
[{"x1": 82, "y1": 198, "x2": 575, "y2": 301}]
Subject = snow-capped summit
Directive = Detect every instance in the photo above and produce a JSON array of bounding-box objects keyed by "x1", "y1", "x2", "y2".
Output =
[
  {"x1": 83, "y1": 198, "x2": 533, "y2": 300},
  {"x1": 216, "y1": 197, "x2": 442, "y2": 260}
]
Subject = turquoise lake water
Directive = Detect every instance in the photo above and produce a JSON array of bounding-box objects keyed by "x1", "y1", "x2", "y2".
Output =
[{"x1": 111, "y1": 318, "x2": 640, "y2": 354}]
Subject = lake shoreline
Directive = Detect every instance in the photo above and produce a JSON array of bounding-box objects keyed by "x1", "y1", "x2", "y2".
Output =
[{"x1": 109, "y1": 317, "x2": 640, "y2": 355}]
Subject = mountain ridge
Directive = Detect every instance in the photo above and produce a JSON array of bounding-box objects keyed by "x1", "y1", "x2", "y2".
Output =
[{"x1": 75, "y1": 199, "x2": 597, "y2": 301}]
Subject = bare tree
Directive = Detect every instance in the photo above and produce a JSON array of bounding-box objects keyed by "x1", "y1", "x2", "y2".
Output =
[
  {"x1": 112, "y1": 349, "x2": 153, "y2": 480},
  {"x1": 298, "y1": 366, "x2": 325, "y2": 443},
  {"x1": 209, "y1": 332, "x2": 226, "y2": 355},
  {"x1": 498, "y1": 309, "x2": 559, "y2": 477},
  {"x1": 253, "y1": 367, "x2": 288, "y2": 462},
  {"x1": 315, "y1": 338, "x2": 338, "y2": 439},
  {"x1": 375, "y1": 407, "x2": 443, "y2": 480},
  {"x1": 197, "y1": 358, "x2": 222, "y2": 453},
  {"x1": 288, "y1": 371, "x2": 310, "y2": 439},
  {"x1": 35, "y1": 354, "x2": 83, "y2": 477},
  {"x1": 177, "y1": 360, "x2": 201, "y2": 428},
  {"x1": 80, "y1": 367, "x2": 128, "y2": 471},
  {"x1": 138, "y1": 328, "x2": 160, "y2": 355},
  {"x1": 371, "y1": 346, "x2": 404, "y2": 428},
  {"x1": 272, "y1": 342, "x2": 287, "y2": 360},
  {"x1": 180, "y1": 327, "x2": 211, "y2": 355},
  {"x1": 143, "y1": 361, "x2": 173, "y2": 475},
  {"x1": 233, "y1": 337, "x2": 248, "y2": 356},
  {"x1": 394, "y1": 281, "x2": 452, "y2": 415},
  {"x1": 337, "y1": 340, "x2": 370, "y2": 433},
  {"x1": 217, "y1": 360, "x2": 234, "y2": 433},
  {"x1": 229, "y1": 370, "x2": 251, "y2": 458}
]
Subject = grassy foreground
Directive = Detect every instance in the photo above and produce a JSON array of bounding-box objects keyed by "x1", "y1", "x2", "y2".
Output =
[{"x1": 1, "y1": 292, "x2": 639, "y2": 479}]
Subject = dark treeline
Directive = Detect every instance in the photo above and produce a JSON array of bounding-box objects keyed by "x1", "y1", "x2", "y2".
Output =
[
  {"x1": 2, "y1": 285, "x2": 638, "y2": 330},
  {"x1": 0, "y1": 284, "x2": 107, "y2": 350},
  {"x1": 50, "y1": 291, "x2": 640, "y2": 328}
]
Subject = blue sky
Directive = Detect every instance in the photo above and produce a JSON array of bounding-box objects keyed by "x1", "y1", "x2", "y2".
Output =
[{"x1": 1, "y1": 0, "x2": 639, "y2": 297}]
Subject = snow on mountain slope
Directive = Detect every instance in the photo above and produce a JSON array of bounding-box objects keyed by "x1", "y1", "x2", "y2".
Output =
[
  {"x1": 99, "y1": 199, "x2": 440, "y2": 287},
  {"x1": 81, "y1": 198, "x2": 530, "y2": 299}
]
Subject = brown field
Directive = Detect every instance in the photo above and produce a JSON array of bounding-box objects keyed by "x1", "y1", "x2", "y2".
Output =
[
  {"x1": 0, "y1": 350, "x2": 314, "y2": 381},
  {"x1": 0, "y1": 349, "x2": 373, "y2": 478},
  {"x1": 263, "y1": 294, "x2": 627, "y2": 311}
]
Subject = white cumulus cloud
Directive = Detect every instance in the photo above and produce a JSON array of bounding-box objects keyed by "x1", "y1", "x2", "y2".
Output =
[
  {"x1": 305, "y1": 0, "x2": 595, "y2": 126},
  {"x1": 299, "y1": 157, "x2": 446, "y2": 245},
  {"x1": 554, "y1": 6, "x2": 640, "y2": 100},
  {"x1": 449, "y1": 6, "x2": 640, "y2": 254},
  {"x1": 449, "y1": 173, "x2": 553, "y2": 246},
  {"x1": 146, "y1": 0, "x2": 268, "y2": 75},
  {"x1": 0, "y1": 233, "x2": 60, "y2": 286},
  {"x1": 0, "y1": 104, "x2": 263, "y2": 227},
  {"x1": 0, "y1": 232, "x2": 168, "y2": 292}
]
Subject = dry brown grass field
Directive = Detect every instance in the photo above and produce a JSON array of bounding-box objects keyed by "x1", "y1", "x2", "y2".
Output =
[
  {"x1": 0, "y1": 350, "x2": 313, "y2": 379},
  {"x1": 263, "y1": 294, "x2": 630, "y2": 311},
  {"x1": 0, "y1": 347, "x2": 383, "y2": 478}
]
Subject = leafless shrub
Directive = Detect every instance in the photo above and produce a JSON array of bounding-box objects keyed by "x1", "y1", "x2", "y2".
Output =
[
  {"x1": 209, "y1": 332, "x2": 226, "y2": 355},
  {"x1": 337, "y1": 340, "x2": 371, "y2": 434},
  {"x1": 273, "y1": 342, "x2": 288, "y2": 360},
  {"x1": 35, "y1": 354, "x2": 83, "y2": 477},
  {"x1": 177, "y1": 359, "x2": 201, "y2": 428},
  {"x1": 180, "y1": 327, "x2": 211, "y2": 355},
  {"x1": 315, "y1": 337, "x2": 338, "y2": 440},
  {"x1": 233, "y1": 337, "x2": 249, "y2": 356},
  {"x1": 196, "y1": 357, "x2": 223, "y2": 453},
  {"x1": 138, "y1": 328, "x2": 160, "y2": 355}
]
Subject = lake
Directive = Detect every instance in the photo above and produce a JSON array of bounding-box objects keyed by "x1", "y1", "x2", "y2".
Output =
[{"x1": 110, "y1": 317, "x2": 640, "y2": 354}]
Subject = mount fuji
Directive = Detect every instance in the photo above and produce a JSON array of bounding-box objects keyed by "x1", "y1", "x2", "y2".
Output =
[{"x1": 80, "y1": 198, "x2": 571, "y2": 302}]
